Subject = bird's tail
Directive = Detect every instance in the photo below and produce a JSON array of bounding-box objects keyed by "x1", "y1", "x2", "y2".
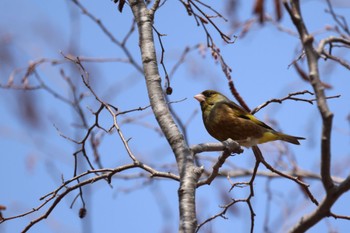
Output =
[{"x1": 276, "y1": 132, "x2": 305, "y2": 145}]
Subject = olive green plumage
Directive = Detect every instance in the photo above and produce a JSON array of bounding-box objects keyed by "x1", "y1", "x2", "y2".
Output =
[{"x1": 194, "y1": 90, "x2": 305, "y2": 147}]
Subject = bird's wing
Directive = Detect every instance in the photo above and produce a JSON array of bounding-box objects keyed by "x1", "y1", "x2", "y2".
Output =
[{"x1": 225, "y1": 101, "x2": 275, "y2": 131}]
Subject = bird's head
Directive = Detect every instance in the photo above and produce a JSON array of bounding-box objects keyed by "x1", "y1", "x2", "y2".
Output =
[{"x1": 194, "y1": 90, "x2": 229, "y2": 108}]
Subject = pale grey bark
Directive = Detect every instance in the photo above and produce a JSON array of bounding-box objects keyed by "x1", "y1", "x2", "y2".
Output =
[{"x1": 129, "y1": 1, "x2": 201, "y2": 232}]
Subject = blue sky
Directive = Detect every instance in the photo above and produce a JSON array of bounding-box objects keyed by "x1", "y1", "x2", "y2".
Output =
[{"x1": 1, "y1": 0, "x2": 350, "y2": 232}]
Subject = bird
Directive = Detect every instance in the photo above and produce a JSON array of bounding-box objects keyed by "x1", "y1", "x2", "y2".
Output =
[{"x1": 194, "y1": 90, "x2": 305, "y2": 148}]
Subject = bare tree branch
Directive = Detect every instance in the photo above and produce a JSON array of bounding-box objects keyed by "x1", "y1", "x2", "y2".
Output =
[
  {"x1": 251, "y1": 90, "x2": 340, "y2": 115},
  {"x1": 284, "y1": 0, "x2": 350, "y2": 231},
  {"x1": 194, "y1": 139, "x2": 243, "y2": 186},
  {"x1": 71, "y1": 0, "x2": 143, "y2": 73}
]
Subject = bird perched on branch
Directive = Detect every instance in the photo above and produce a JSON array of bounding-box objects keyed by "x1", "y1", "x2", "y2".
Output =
[{"x1": 194, "y1": 90, "x2": 305, "y2": 148}]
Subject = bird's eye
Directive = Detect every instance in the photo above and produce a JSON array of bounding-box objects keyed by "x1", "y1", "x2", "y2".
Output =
[{"x1": 203, "y1": 91, "x2": 212, "y2": 97}]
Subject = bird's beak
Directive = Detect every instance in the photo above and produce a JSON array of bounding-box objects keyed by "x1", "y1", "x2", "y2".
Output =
[{"x1": 194, "y1": 93, "x2": 206, "y2": 102}]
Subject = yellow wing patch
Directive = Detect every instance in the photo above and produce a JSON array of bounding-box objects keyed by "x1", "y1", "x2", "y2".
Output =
[{"x1": 258, "y1": 132, "x2": 279, "y2": 144}]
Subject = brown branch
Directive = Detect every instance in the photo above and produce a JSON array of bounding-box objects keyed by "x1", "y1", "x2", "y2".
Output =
[
  {"x1": 189, "y1": 0, "x2": 232, "y2": 43},
  {"x1": 197, "y1": 150, "x2": 232, "y2": 186},
  {"x1": 221, "y1": 169, "x2": 345, "y2": 185},
  {"x1": 192, "y1": 139, "x2": 243, "y2": 230},
  {"x1": 317, "y1": 36, "x2": 350, "y2": 70},
  {"x1": 293, "y1": 61, "x2": 333, "y2": 89},
  {"x1": 1, "y1": 161, "x2": 179, "y2": 230},
  {"x1": 288, "y1": 175, "x2": 350, "y2": 232},
  {"x1": 283, "y1": 0, "x2": 350, "y2": 231},
  {"x1": 0, "y1": 56, "x2": 131, "y2": 99},
  {"x1": 63, "y1": 53, "x2": 142, "y2": 163},
  {"x1": 252, "y1": 146, "x2": 318, "y2": 205},
  {"x1": 122, "y1": 18, "x2": 137, "y2": 46},
  {"x1": 169, "y1": 44, "x2": 200, "y2": 78},
  {"x1": 194, "y1": 0, "x2": 228, "y2": 22},
  {"x1": 251, "y1": 90, "x2": 340, "y2": 115},
  {"x1": 245, "y1": 158, "x2": 260, "y2": 233},
  {"x1": 284, "y1": 0, "x2": 334, "y2": 192},
  {"x1": 179, "y1": 0, "x2": 243, "y2": 112},
  {"x1": 329, "y1": 212, "x2": 350, "y2": 221},
  {"x1": 152, "y1": 25, "x2": 172, "y2": 95},
  {"x1": 180, "y1": 0, "x2": 233, "y2": 43},
  {"x1": 71, "y1": 0, "x2": 143, "y2": 73},
  {"x1": 325, "y1": 0, "x2": 350, "y2": 36},
  {"x1": 196, "y1": 145, "x2": 258, "y2": 233},
  {"x1": 318, "y1": 36, "x2": 350, "y2": 53},
  {"x1": 322, "y1": 52, "x2": 350, "y2": 70},
  {"x1": 196, "y1": 198, "x2": 247, "y2": 232},
  {"x1": 251, "y1": 90, "x2": 314, "y2": 114},
  {"x1": 194, "y1": 139, "x2": 243, "y2": 186}
]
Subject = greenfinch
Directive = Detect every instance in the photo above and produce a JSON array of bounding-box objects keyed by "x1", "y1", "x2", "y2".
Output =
[{"x1": 194, "y1": 90, "x2": 305, "y2": 148}]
